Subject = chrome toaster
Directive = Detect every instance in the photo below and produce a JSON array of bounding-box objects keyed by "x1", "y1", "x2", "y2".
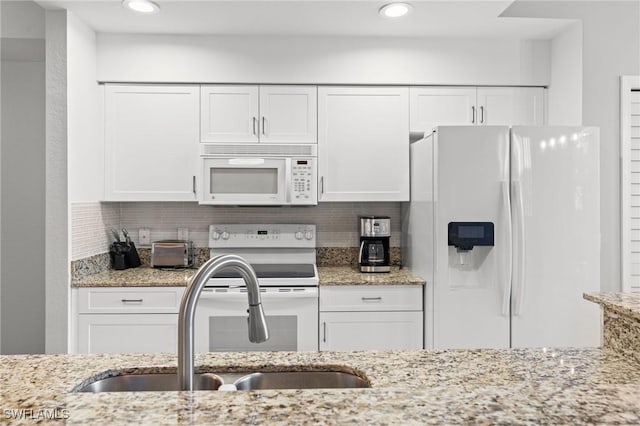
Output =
[{"x1": 151, "y1": 240, "x2": 195, "y2": 268}]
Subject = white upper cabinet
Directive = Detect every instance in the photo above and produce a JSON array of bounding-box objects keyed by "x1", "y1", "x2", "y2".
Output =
[
  {"x1": 104, "y1": 84, "x2": 199, "y2": 201},
  {"x1": 200, "y1": 86, "x2": 259, "y2": 143},
  {"x1": 318, "y1": 86, "x2": 410, "y2": 202},
  {"x1": 410, "y1": 86, "x2": 545, "y2": 132},
  {"x1": 200, "y1": 85, "x2": 317, "y2": 143},
  {"x1": 259, "y1": 86, "x2": 317, "y2": 143},
  {"x1": 409, "y1": 87, "x2": 476, "y2": 131},
  {"x1": 476, "y1": 87, "x2": 544, "y2": 126}
]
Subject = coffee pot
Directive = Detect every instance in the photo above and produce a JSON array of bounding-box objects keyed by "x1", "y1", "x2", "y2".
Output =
[{"x1": 358, "y1": 216, "x2": 391, "y2": 273}]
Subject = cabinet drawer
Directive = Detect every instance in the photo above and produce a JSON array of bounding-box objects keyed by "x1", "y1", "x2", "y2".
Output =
[
  {"x1": 77, "y1": 287, "x2": 184, "y2": 314},
  {"x1": 320, "y1": 286, "x2": 422, "y2": 312}
]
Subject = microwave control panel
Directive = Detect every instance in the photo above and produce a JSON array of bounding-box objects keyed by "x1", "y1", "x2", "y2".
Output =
[{"x1": 291, "y1": 159, "x2": 316, "y2": 201}]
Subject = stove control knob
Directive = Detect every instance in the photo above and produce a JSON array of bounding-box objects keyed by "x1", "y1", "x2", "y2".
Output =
[
  {"x1": 221, "y1": 231, "x2": 230, "y2": 240},
  {"x1": 304, "y1": 231, "x2": 313, "y2": 240},
  {"x1": 211, "y1": 231, "x2": 220, "y2": 240},
  {"x1": 295, "y1": 231, "x2": 303, "y2": 240}
]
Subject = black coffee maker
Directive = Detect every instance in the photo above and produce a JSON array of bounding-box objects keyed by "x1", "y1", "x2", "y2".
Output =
[{"x1": 358, "y1": 216, "x2": 391, "y2": 273}]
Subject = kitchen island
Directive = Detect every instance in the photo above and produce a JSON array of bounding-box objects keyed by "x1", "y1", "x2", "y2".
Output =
[
  {"x1": 2, "y1": 347, "x2": 640, "y2": 425},
  {"x1": 33, "y1": 287, "x2": 637, "y2": 423}
]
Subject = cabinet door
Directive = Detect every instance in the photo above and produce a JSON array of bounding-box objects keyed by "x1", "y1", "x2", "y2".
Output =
[
  {"x1": 318, "y1": 87, "x2": 409, "y2": 202},
  {"x1": 77, "y1": 314, "x2": 178, "y2": 354},
  {"x1": 104, "y1": 85, "x2": 199, "y2": 201},
  {"x1": 477, "y1": 87, "x2": 545, "y2": 125},
  {"x1": 200, "y1": 85, "x2": 259, "y2": 143},
  {"x1": 319, "y1": 311, "x2": 423, "y2": 351},
  {"x1": 259, "y1": 86, "x2": 317, "y2": 143},
  {"x1": 409, "y1": 87, "x2": 476, "y2": 131}
]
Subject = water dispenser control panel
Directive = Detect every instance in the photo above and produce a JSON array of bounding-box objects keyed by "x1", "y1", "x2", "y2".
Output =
[{"x1": 448, "y1": 222, "x2": 494, "y2": 251}]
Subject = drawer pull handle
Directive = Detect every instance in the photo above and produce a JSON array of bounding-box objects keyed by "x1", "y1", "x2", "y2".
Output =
[
  {"x1": 121, "y1": 299, "x2": 143, "y2": 303},
  {"x1": 361, "y1": 297, "x2": 382, "y2": 302},
  {"x1": 322, "y1": 322, "x2": 327, "y2": 343}
]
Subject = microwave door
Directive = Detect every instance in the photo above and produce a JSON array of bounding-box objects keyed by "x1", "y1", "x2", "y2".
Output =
[{"x1": 203, "y1": 157, "x2": 287, "y2": 205}]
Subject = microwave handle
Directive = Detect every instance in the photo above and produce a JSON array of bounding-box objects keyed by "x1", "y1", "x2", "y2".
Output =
[
  {"x1": 285, "y1": 158, "x2": 292, "y2": 203},
  {"x1": 227, "y1": 158, "x2": 265, "y2": 166}
]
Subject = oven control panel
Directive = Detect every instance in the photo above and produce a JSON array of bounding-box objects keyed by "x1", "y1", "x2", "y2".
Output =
[{"x1": 209, "y1": 224, "x2": 316, "y2": 248}]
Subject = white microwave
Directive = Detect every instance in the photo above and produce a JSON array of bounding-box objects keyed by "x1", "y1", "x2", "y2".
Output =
[{"x1": 199, "y1": 144, "x2": 317, "y2": 206}]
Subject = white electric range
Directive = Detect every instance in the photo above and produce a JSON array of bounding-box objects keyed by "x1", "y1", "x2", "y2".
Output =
[{"x1": 194, "y1": 224, "x2": 319, "y2": 352}]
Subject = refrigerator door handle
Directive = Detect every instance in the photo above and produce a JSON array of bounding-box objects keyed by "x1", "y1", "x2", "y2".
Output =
[
  {"x1": 512, "y1": 179, "x2": 526, "y2": 317},
  {"x1": 501, "y1": 180, "x2": 512, "y2": 317}
]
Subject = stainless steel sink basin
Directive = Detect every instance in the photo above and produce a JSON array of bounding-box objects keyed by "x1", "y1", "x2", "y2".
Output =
[
  {"x1": 74, "y1": 370, "x2": 370, "y2": 393},
  {"x1": 233, "y1": 371, "x2": 370, "y2": 390},
  {"x1": 75, "y1": 373, "x2": 223, "y2": 393}
]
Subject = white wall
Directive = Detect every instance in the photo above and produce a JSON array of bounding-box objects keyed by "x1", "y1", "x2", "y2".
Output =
[
  {"x1": 0, "y1": 0, "x2": 46, "y2": 355},
  {"x1": 97, "y1": 34, "x2": 550, "y2": 86},
  {"x1": 0, "y1": 0, "x2": 45, "y2": 39},
  {"x1": 0, "y1": 6, "x2": 3, "y2": 355},
  {"x1": 45, "y1": 9, "x2": 69, "y2": 354},
  {"x1": 502, "y1": 0, "x2": 640, "y2": 292},
  {"x1": 68, "y1": 12, "x2": 103, "y2": 202},
  {"x1": 0, "y1": 58, "x2": 46, "y2": 354},
  {"x1": 547, "y1": 22, "x2": 582, "y2": 125}
]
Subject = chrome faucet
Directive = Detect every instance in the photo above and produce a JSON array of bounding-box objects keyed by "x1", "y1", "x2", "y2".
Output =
[{"x1": 177, "y1": 254, "x2": 269, "y2": 391}]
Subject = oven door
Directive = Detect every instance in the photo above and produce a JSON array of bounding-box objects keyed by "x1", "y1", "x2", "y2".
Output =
[
  {"x1": 194, "y1": 287, "x2": 318, "y2": 352},
  {"x1": 201, "y1": 157, "x2": 289, "y2": 205}
]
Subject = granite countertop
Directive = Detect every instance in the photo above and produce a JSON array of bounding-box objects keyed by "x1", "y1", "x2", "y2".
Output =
[
  {"x1": 317, "y1": 266, "x2": 425, "y2": 286},
  {"x1": 584, "y1": 292, "x2": 640, "y2": 322},
  {"x1": 72, "y1": 266, "x2": 194, "y2": 288},
  {"x1": 2, "y1": 348, "x2": 640, "y2": 424},
  {"x1": 71, "y1": 266, "x2": 426, "y2": 288}
]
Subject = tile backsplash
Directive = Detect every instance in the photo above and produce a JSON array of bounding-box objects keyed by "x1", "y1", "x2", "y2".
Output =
[
  {"x1": 71, "y1": 202, "x2": 402, "y2": 260},
  {"x1": 71, "y1": 202, "x2": 120, "y2": 260}
]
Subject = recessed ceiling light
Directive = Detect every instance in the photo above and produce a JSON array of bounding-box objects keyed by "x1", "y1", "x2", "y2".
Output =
[
  {"x1": 122, "y1": 0, "x2": 160, "y2": 14},
  {"x1": 379, "y1": 3, "x2": 412, "y2": 18}
]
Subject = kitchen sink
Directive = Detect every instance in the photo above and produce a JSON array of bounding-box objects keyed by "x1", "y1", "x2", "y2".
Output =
[
  {"x1": 74, "y1": 373, "x2": 223, "y2": 392},
  {"x1": 74, "y1": 370, "x2": 370, "y2": 393},
  {"x1": 233, "y1": 371, "x2": 370, "y2": 390}
]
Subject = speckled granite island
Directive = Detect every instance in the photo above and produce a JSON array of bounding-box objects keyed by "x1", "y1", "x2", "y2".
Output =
[
  {"x1": 71, "y1": 266, "x2": 426, "y2": 288},
  {"x1": 2, "y1": 348, "x2": 640, "y2": 424},
  {"x1": 584, "y1": 292, "x2": 640, "y2": 365}
]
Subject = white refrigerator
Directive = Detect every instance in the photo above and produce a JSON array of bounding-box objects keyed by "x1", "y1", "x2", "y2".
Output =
[{"x1": 403, "y1": 126, "x2": 601, "y2": 349}]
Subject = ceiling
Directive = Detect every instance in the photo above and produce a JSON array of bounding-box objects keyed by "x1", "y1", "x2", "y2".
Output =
[{"x1": 36, "y1": 0, "x2": 573, "y2": 39}]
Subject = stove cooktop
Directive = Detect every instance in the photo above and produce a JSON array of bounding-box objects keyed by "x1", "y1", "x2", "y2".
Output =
[{"x1": 210, "y1": 263, "x2": 316, "y2": 279}]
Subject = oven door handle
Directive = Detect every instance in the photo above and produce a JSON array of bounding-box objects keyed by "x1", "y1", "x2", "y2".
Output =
[{"x1": 200, "y1": 289, "x2": 318, "y2": 299}]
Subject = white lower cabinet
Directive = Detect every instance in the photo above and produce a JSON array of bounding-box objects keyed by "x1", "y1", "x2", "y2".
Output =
[
  {"x1": 77, "y1": 314, "x2": 178, "y2": 354},
  {"x1": 319, "y1": 311, "x2": 423, "y2": 351},
  {"x1": 319, "y1": 286, "x2": 423, "y2": 351},
  {"x1": 73, "y1": 287, "x2": 184, "y2": 354}
]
